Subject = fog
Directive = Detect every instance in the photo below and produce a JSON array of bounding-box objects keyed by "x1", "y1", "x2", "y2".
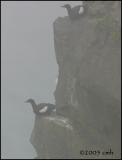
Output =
[{"x1": 1, "y1": 1, "x2": 82, "y2": 159}]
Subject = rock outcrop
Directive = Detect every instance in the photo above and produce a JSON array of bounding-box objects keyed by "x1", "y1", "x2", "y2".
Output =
[{"x1": 30, "y1": 1, "x2": 121, "y2": 159}]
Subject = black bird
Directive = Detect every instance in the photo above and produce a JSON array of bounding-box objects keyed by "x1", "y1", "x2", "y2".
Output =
[
  {"x1": 25, "y1": 98, "x2": 56, "y2": 116},
  {"x1": 61, "y1": 4, "x2": 84, "y2": 20}
]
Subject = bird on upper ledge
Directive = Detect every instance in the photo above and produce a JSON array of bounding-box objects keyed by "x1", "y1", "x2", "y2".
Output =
[
  {"x1": 25, "y1": 98, "x2": 56, "y2": 116},
  {"x1": 61, "y1": 4, "x2": 85, "y2": 20}
]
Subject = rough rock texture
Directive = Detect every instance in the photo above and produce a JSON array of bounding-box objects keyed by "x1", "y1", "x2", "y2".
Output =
[
  {"x1": 30, "y1": 1, "x2": 121, "y2": 159},
  {"x1": 30, "y1": 115, "x2": 83, "y2": 159}
]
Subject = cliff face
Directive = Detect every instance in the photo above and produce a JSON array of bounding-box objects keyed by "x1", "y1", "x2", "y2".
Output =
[
  {"x1": 53, "y1": 0, "x2": 121, "y2": 158},
  {"x1": 54, "y1": 2, "x2": 121, "y2": 106},
  {"x1": 30, "y1": 1, "x2": 121, "y2": 159},
  {"x1": 30, "y1": 115, "x2": 83, "y2": 159}
]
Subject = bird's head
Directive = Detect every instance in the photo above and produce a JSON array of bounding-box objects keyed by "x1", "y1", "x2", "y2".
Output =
[
  {"x1": 25, "y1": 98, "x2": 35, "y2": 104},
  {"x1": 61, "y1": 4, "x2": 71, "y2": 9}
]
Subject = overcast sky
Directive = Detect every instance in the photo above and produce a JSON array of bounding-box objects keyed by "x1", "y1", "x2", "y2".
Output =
[{"x1": 1, "y1": 1, "x2": 83, "y2": 159}]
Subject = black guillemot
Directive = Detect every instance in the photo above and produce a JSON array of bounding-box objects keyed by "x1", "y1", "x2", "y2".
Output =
[
  {"x1": 25, "y1": 99, "x2": 56, "y2": 116},
  {"x1": 61, "y1": 4, "x2": 84, "y2": 20}
]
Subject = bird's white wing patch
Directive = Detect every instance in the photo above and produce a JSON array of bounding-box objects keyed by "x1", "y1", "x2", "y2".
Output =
[
  {"x1": 39, "y1": 106, "x2": 48, "y2": 113},
  {"x1": 72, "y1": 6, "x2": 84, "y2": 14},
  {"x1": 79, "y1": 7, "x2": 84, "y2": 14}
]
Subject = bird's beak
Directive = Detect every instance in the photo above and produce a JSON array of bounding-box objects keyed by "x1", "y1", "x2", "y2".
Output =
[
  {"x1": 25, "y1": 100, "x2": 28, "y2": 103},
  {"x1": 61, "y1": 5, "x2": 65, "y2": 8}
]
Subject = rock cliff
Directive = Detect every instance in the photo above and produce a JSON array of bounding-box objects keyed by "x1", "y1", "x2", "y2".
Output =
[{"x1": 30, "y1": 1, "x2": 121, "y2": 159}]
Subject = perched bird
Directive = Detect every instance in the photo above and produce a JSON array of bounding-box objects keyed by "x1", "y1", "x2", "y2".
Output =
[
  {"x1": 61, "y1": 4, "x2": 84, "y2": 20},
  {"x1": 25, "y1": 98, "x2": 56, "y2": 116}
]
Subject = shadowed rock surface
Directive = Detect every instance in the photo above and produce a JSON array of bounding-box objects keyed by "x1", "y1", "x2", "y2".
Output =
[{"x1": 30, "y1": 1, "x2": 121, "y2": 159}]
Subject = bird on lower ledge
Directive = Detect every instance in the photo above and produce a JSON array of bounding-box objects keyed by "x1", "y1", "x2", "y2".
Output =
[
  {"x1": 61, "y1": 4, "x2": 84, "y2": 20},
  {"x1": 25, "y1": 98, "x2": 56, "y2": 116}
]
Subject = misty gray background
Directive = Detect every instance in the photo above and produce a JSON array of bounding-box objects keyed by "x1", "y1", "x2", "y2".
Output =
[{"x1": 1, "y1": 1, "x2": 83, "y2": 159}]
